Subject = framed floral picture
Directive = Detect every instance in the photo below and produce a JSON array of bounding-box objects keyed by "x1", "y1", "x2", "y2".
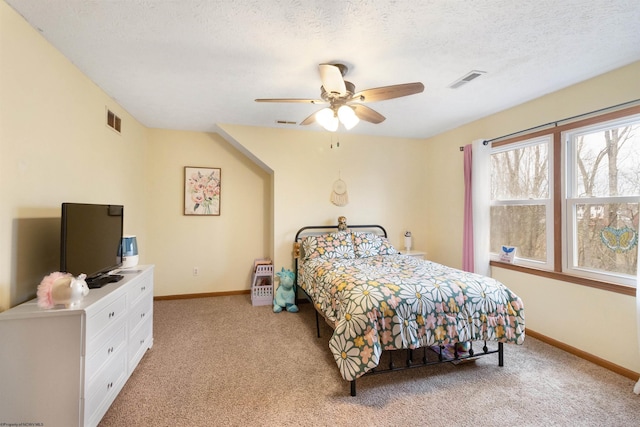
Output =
[{"x1": 184, "y1": 167, "x2": 221, "y2": 216}]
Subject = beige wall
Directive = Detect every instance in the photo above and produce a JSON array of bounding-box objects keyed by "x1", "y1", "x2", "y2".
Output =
[
  {"x1": 218, "y1": 125, "x2": 429, "y2": 273},
  {"x1": 422, "y1": 61, "x2": 640, "y2": 374},
  {"x1": 0, "y1": 2, "x2": 272, "y2": 304},
  {"x1": 2, "y1": 0, "x2": 427, "y2": 304},
  {"x1": 144, "y1": 129, "x2": 271, "y2": 296},
  {"x1": 0, "y1": 1, "x2": 149, "y2": 310},
  {"x1": 492, "y1": 266, "x2": 638, "y2": 373}
]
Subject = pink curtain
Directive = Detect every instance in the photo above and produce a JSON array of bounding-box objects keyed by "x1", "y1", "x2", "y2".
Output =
[{"x1": 462, "y1": 144, "x2": 474, "y2": 272}]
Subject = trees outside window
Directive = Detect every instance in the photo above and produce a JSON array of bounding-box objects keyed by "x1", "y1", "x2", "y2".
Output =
[
  {"x1": 490, "y1": 107, "x2": 640, "y2": 288},
  {"x1": 566, "y1": 118, "x2": 639, "y2": 284},
  {"x1": 490, "y1": 136, "x2": 552, "y2": 267}
]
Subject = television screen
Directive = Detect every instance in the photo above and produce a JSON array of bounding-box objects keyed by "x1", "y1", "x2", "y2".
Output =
[{"x1": 60, "y1": 203, "x2": 124, "y2": 287}]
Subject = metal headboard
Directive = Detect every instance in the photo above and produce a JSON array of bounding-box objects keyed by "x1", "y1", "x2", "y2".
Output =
[{"x1": 294, "y1": 223, "x2": 387, "y2": 241}]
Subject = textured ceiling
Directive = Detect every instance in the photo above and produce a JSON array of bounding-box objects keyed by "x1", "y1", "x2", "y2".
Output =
[{"x1": 6, "y1": 0, "x2": 640, "y2": 138}]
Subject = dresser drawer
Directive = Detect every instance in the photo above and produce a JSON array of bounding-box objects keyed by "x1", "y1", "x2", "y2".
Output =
[
  {"x1": 86, "y1": 294, "x2": 126, "y2": 340},
  {"x1": 128, "y1": 317, "x2": 152, "y2": 372},
  {"x1": 129, "y1": 296, "x2": 152, "y2": 334},
  {"x1": 127, "y1": 271, "x2": 153, "y2": 308},
  {"x1": 85, "y1": 347, "x2": 127, "y2": 427},
  {"x1": 86, "y1": 325, "x2": 126, "y2": 383}
]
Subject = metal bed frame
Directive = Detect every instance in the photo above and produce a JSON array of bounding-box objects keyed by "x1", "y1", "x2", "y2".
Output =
[{"x1": 294, "y1": 221, "x2": 504, "y2": 396}]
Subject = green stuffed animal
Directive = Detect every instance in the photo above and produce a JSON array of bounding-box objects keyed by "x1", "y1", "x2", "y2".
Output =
[{"x1": 273, "y1": 268, "x2": 298, "y2": 313}]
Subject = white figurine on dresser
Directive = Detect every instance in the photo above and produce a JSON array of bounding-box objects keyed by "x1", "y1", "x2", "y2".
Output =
[{"x1": 0, "y1": 265, "x2": 154, "y2": 427}]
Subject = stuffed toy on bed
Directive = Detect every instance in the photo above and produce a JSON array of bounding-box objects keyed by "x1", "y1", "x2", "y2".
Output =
[{"x1": 273, "y1": 268, "x2": 298, "y2": 313}]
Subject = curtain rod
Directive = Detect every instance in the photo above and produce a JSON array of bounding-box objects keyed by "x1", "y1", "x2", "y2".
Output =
[
  {"x1": 459, "y1": 98, "x2": 640, "y2": 151},
  {"x1": 459, "y1": 141, "x2": 488, "y2": 151}
]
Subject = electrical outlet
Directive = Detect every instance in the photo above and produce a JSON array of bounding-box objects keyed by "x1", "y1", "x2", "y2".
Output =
[{"x1": 193, "y1": 267, "x2": 199, "y2": 276}]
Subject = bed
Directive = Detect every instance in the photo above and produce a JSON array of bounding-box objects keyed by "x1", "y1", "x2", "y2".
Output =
[{"x1": 294, "y1": 219, "x2": 525, "y2": 396}]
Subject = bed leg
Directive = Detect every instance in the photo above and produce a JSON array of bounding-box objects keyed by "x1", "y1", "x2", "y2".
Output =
[
  {"x1": 350, "y1": 380, "x2": 356, "y2": 397},
  {"x1": 315, "y1": 310, "x2": 320, "y2": 338},
  {"x1": 498, "y1": 342, "x2": 504, "y2": 366}
]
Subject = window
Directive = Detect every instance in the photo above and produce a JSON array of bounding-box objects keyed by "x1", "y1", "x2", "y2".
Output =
[
  {"x1": 564, "y1": 114, "x2": 640, "y2": 286},
  {"x1": 490, "y1": 105, "x2": 640, "y2": 289},
  {"x1": 490, "y1": 136, "x2": 553, "y2": 268}
]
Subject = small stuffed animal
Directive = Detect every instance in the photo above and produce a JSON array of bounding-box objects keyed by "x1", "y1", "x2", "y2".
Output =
[
  {"x1": 273, "y1": 268, "x2": 298, "y2": 313},
  {"x1": 38, "y1": 272, "x2": 89, "y2": 309},
  {"x1": 338, "y1": 216, "x2": 348, "y2": 231}
]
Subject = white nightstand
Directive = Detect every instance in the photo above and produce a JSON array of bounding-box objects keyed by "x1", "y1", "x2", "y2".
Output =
[{"x1": 400, "y1": 250, "x2": 426, "y2": 260}]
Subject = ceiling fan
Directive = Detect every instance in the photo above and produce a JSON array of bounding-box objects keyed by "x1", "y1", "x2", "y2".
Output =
[{"x1": 255, "y1": 63, "x2": 424, "y2": 131}]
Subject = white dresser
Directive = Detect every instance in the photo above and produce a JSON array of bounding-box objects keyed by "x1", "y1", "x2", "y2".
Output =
[{"x1": 0, "y1": 265, "x2": 154, "y2": 427}]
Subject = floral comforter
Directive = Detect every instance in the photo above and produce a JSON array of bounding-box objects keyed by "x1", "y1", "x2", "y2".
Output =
[{"x1": 298, "y1": 254, "x2": 525, "y2": 381}]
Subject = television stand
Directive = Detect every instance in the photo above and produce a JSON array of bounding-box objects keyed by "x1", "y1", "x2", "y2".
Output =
[{"x1": 87, "y1": 273, "x2": 124, "y2": 289}]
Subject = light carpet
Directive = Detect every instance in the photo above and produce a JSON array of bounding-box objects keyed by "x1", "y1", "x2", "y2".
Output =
[{"x1": 100, "y1": 295, "x2": 639, "y2": 426}]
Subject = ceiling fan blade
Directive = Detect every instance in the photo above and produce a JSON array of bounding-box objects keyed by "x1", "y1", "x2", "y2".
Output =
[
  {"x1": 351, "y1": 104, "x2": 386, "y2": 124},
  {"x1": 319, "y1": 64, "x2": 347, "y2": 95},
  {"x1": 299, "y1": 111, "x2": 318, "y2": 126},
  {"x1": 255, "y1": 98, "x2": 326, "y2": 104},
  {"x1": 353, "y1": 82, "x2": 424, "y2": 102}
]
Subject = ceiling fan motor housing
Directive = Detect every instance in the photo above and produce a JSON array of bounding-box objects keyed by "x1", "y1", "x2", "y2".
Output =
[{"x1": 321, "y1": 81, "x2": 355, "y2": 103}]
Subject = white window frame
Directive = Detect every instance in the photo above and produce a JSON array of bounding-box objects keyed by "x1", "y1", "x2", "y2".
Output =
[
  {"x1": 490, "y1": 135, "x2": 554, "y2": 269},
  {"x1": 562, "y1": 114, "x2": 640, "y2": 287}
]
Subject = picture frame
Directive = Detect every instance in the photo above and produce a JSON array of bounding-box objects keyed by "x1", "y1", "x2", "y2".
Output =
[{"x1": 184, "y1": 166, "x2": 221, "y2": 216}]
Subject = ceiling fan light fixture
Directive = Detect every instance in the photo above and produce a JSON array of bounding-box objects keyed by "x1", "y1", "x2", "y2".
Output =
[
  {"x1": 316, "y1": 107, "x2": 339, "y2": 132},
  {"x1": 337, "y1": 105, "x2": 359, "y2": 130},
  {"x1": 256, "y1": 62, "x2": 422, "y2": 131}
]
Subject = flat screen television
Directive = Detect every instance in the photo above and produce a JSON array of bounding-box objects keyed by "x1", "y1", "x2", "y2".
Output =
[{"x1": 60, "y1": 203, "x2": 124, "y2": 288}]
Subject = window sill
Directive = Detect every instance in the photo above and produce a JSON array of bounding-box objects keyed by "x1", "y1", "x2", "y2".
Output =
[{"x1": 489, "y1": 260, "x2": 635, "y2": 296}]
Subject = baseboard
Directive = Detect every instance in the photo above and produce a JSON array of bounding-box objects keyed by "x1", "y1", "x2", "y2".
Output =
[
  {"x1": 154, "y1": 289, "x2": 250, "y2": 300},
  {"x1": 526, "y1": 328, "x2": 639, "y2": 381}
]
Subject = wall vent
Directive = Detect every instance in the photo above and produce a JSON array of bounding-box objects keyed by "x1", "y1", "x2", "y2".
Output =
[
  {"x1": 106, "y1": 108, "x2": 122, "y2": 133},
  {"x1": 448, "y1": 70, "x2": 486, "y2": 89},
  {"x1": 276, "y1": 120, "x2": 297, "y2": 125}
]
